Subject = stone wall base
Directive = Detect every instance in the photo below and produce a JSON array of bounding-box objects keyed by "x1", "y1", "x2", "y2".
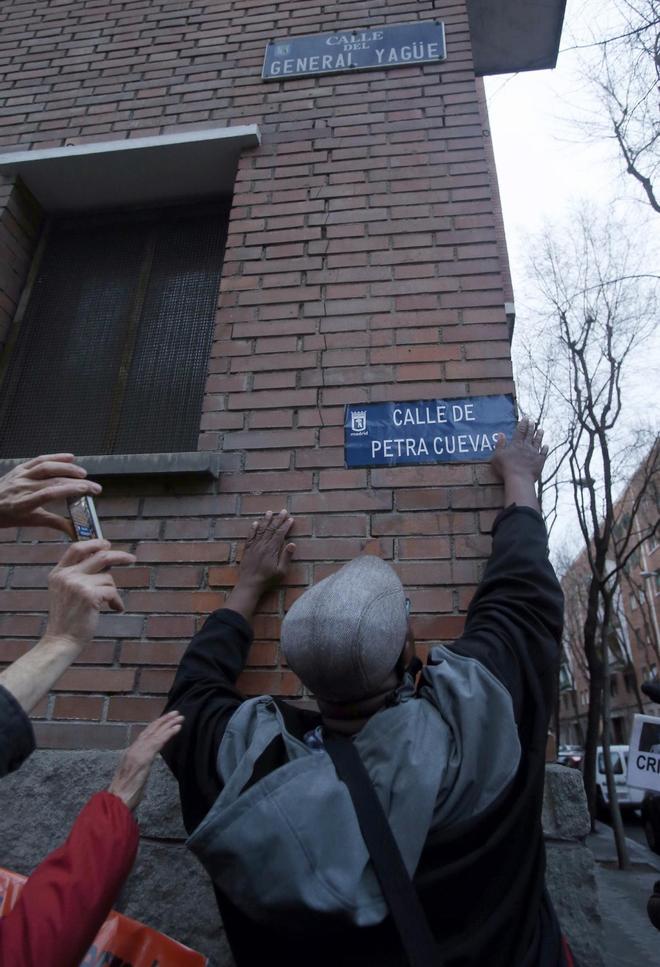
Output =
[{"x1": 0, "y1": 754, "x2": 601, "y2": 965}]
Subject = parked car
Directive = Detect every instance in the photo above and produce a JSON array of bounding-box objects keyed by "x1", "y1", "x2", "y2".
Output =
[
  {"x1": 595, "y1": 745, "x2": 645, "y2": 815},
  {"x1": 557, "y1": 745, "x2": 584, "y2": 769},
  {"x1": 641, "y1": 792, "x2": 660, "y2": 854}
]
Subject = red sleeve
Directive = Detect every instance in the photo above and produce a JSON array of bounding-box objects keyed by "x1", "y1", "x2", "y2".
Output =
[{"x1": 0, "y1": 791, "x2": 139, "y2": 967}]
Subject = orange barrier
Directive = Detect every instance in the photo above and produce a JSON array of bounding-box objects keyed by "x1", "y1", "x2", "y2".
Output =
[{"x1": 0, "y1": 866, "x2": 208, "y2": 966}]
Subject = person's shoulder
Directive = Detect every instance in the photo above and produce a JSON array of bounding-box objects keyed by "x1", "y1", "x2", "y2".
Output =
[{"x1": 0, "y1": 684, "x2": 36, "y2": 777}]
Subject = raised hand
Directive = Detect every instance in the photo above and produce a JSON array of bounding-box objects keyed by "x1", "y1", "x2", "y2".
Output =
[
  {"x1": 0, "y1": 453, "x2": 101, "y2": 537},
  {"x1": 490, "y1": 418, "x2": 549, "y2": 512},
  {"x1": 44, "y1": 539, "x2": 136, "y2": 651},
  {"x1": 239, "y1": 509, "x2": 295, "y2": 594},
  {"x1": 224, "y1": 509, "x2": 296, "y2": 623},
  {"x1": 0, "y1": 539, "x2": 136, "y2": 715},
  {"x1": 108, "y1": 712, "x2": 184, "y2": 811},
  {"x1": 491, "y1": 417, "x2": 549, "y2": 483}
]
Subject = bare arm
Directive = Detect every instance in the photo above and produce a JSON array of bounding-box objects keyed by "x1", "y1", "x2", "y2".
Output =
[
  {"x1": 162, "y1": 511, "x2": 295, "y2": 832},
  {"x1": 0, "y1": 540, "x2": 135, "y2": 714},
  {"x1": 0, "y1": 714, "x2": 182, "y2": 967},
  {"x1": 108, "y1": 711, "x2": 184, "y2": 809}
]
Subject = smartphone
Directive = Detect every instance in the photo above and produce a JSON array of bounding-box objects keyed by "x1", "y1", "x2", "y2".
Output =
[{"x1": 67, "y1": 494, "x2": 103, "y2": 541}]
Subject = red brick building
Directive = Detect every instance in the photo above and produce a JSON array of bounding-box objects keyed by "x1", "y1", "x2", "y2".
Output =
[
  {"x1": 559, "y1": 444, "x2": 660, "y2": 746},
  {"x1": 0, "y1": 1, "x2": 566, "y2": 750}
]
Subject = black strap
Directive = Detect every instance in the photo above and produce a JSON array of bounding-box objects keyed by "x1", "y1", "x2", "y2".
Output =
[{"x1": 325, "y1": 733, "x2": 440, "y2": 967}]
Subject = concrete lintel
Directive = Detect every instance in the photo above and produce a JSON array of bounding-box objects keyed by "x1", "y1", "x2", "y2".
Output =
[
  {"x1": 468, "y1": 0, "x2": 567, "y2": 76},
  {"x1": 0, "y1": 125, "x2": 261, "y2": 212},
  {"x1": 0, "y1": 451, "x2": 221, "y2": 479}
]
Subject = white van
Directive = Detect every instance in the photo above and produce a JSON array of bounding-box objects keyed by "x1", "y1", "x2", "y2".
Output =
[{"x1": 596, "y1": 745, "x2": 645, "y2": 813}]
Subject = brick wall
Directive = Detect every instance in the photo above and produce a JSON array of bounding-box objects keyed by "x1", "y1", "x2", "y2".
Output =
[{"x1": 0, "y1": 0, "x2": 515, "y2": 747}]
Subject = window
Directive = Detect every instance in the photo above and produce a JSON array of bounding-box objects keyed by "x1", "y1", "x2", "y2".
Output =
[
  {"x1": 630, "y1": 593, "x2": 638, "y2": 611},
  {"x1": 0, "y1": 202, "x2": 229, "y2": 456},
  {"x1": 559, "y1": 662, "x2": 573, "y2": 691},
  {"x1": 597, "y1": 752, "x2": 624, "y2": 775}
]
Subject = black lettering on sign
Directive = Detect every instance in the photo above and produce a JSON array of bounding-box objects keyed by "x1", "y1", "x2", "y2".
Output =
[{"x1": 636, "y1": 753, "x2": 660, "y2": 773}]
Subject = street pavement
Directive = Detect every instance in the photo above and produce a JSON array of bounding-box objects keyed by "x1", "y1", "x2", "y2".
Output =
[{"x1": 588, "y1": 820, "x2": 660, "y2": 966}]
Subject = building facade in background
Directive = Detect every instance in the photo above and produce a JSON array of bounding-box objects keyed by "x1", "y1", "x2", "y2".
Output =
[
  {"x1": 559, "y1": 444, "x2": 660, "y2": 747},
  {"x1": 0, "y1": 0, "x2": 564, "y2": 750}
]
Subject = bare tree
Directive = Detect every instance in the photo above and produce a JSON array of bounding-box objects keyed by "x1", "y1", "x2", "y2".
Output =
[
  {"x1": 515, "y1": 206, "x2": 659, "y2": 866},
  {"x1": 580, "y1": 0, "x2": 660, "y2": 212}
]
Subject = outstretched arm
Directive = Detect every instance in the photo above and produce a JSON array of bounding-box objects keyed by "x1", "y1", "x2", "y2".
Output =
[
  {"x1": 0, "y1": 540, "x2": 135, "y2": 778},
  {"x1": 162, "y1": 510, "x2": 295, "y2": 832},
  {"x1": 0, "y1": 540, "x2": 135, "y2": 716},
  {"x1": 0, "y1": 713, "x2": 181, "y2": 967},
  {"x1": 440, "y1": 419, "x2": 563, "y2": 721}
]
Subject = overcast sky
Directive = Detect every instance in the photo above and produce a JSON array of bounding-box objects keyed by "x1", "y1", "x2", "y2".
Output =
[{"x1": 483, "y1": 0, "x2": 659, "y2": 556}]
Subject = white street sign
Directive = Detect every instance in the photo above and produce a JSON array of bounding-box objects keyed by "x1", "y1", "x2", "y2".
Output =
[{"x1": 627, "y1": 713, "x2": 660, "y2": 792}]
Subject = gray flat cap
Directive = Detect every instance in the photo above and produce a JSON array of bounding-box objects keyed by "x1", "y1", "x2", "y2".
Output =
[{"x1": 281, "y1": 555, "x2": 407, "y2": 702}]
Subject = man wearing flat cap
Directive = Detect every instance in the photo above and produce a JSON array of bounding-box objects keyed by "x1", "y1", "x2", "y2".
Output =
[{"x1": 163, "y1": 418, "x2": 570, "y2": 967}]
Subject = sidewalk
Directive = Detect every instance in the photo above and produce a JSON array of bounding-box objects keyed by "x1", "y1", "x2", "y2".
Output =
[{"x1": 588, "y1": 822, "x2": 660, "y2": 966}]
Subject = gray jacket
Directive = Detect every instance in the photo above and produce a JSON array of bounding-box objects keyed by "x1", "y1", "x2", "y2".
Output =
[{"x1": 188, "y1": 646, "x2": 520, "y2": 929}]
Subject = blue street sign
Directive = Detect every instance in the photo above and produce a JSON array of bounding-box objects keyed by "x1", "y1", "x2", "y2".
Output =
[
  {"x1": 262, "y1": 20, "x2": 446, "y2": 81},
  {"x1": 344, "y1": 395, "x2": 516, "y2": 468}
]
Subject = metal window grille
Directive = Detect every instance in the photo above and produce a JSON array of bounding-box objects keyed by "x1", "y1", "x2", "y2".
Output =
[{"x1": 0, "y1": 202, "x2": 229, "y2": 457}]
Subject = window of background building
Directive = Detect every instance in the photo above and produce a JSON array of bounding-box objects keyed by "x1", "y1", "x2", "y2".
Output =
[
  {"x1": 0, "y1": 201, "x2": 229, "y2": 457},
  {"x1": 559, "y1": 662, "x2": 573, "y2": 691}
]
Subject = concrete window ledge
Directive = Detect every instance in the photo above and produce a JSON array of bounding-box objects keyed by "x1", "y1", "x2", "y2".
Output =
[
  {"x1": 0, "y1": 125, "x2": 261, "y2": 212},
  {"x1": 0, "y1": 451, "x2": 221, "y2": 479}
]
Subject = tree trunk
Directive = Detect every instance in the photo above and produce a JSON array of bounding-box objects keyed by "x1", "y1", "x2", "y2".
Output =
[
  {"x1": 570, "y1": 688, "x2": 585, "y2": 745},
  {"x1": 629, "y1": 662, "x2": 645, "y2": 714},
  {"x1": 601, "y1": 659, "x2": 631, "y2": 869},
  {"x1": 583, "y1": 664, "x2": 603, "y2": 826}
]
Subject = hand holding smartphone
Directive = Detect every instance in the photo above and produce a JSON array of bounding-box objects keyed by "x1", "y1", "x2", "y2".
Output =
[{"x1": 67, "y1": 495, "x2": 103, "y2": 541}]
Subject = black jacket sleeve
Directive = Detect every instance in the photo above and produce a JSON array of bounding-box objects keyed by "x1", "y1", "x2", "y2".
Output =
[
  {"x1": 161, "y1": 608, "x2": 253, "y2": 833},
  {"x1": 441, "y1": 505, "x2": 564, "y2": 724},
  {"x1": 0, "y1": 684, "x2": 35, "y2": 778}
]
